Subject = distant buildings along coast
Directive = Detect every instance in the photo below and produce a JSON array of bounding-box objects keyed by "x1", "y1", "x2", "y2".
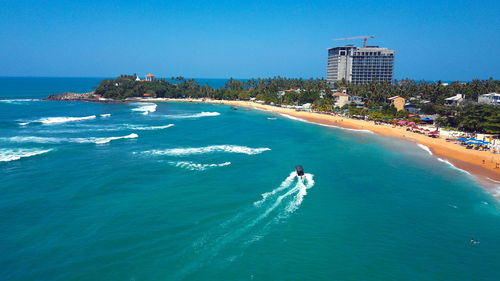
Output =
[{"x1": 327, "y1": 36, "x2": 395, "y2": 85}]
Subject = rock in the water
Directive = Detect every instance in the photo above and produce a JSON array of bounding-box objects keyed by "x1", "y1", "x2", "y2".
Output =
[{"x1": 46, "y1": 92, "x2": 95, "y2": 101}]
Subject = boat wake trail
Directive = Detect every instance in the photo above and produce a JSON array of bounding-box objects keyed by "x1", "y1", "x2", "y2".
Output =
[{"x1": 175, "y1": 171, "x2": 314, "y2": 280}]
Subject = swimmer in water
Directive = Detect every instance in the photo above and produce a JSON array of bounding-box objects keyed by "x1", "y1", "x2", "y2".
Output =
[{"x1": 470, "y1": 238, "x2": 480, "y2": 244}]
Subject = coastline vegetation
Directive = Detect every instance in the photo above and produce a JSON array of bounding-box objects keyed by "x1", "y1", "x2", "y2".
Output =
[{"x1": 93, "y1": 75, "x2": 500, "y2": 133}]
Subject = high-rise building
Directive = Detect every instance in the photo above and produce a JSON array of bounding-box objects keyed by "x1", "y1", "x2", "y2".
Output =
[{"x1": 327, "y1": 45, "x2": 395, "y2": 85}]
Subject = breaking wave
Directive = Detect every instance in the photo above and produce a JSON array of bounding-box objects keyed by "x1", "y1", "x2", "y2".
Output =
[
  {"x1": 417, "y1": 144, "x2": 433, "y2": 155},
  {"x1": 129, "y1": 124, "x2": 174, "y2": 131},
  {"x1": 0, "y1": 148, "x2": 52, "y2": 162},
  {"x1": 163, "y1": 112, "x2": 220, "y2": 119},
  {"x1": 19, "y1": 115, "x2": 97, "y2": 126},
  {"x1": 40, "y1": 123, "x2": 174, "y2": 133},
  {"x1": 437, "y1": 158, "x2": 471, "y2": 175},
  {"x1": 279, "y1": 113, "x2": 373, "y2": 133},
  {"x1": 169, "y1": 161, "x2": 231, "y2": 171},
  {"x1": 93, "y1": 133, "x2": 139, "y2": 144},
  {"x1": 144, "y1": 145, "x2": 270, "y2": 156},
  {"x1": 131, "y1": 103, "x2": 157, "y2": 115},
  {"x1": 1, "y1": 133, "x2": 138, "y2": 144},
  {"x1": 100, "y1": 113, "x2": 111, "y2": 118},
  {"x1": 0, "y1": 99, "x2": 40, "y2": 104}
]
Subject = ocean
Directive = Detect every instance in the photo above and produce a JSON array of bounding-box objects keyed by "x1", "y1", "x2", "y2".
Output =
[{"x1": 0, "y1": 77, "x2": 499, "y2": 281}]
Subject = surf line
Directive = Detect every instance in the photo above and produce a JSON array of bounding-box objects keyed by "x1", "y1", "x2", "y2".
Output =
[{"x1": 175, "y1": 171, "x2": 314, "y2": 280}]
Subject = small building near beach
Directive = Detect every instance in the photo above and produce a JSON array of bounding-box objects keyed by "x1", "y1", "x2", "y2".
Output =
[
  {"x1": 388, "y1": 96, "x2": 405, "y2": 111},
  {"x1": 146, "y1": 73, "x2": 155, "y2": 82},
  {"x1": 349, "y1": 96, "x2": 364, "y2": 107},
  {"x1": 332, "y1": 92, "x2": 350, "y2": 108},
  {"x1": 277, "y1": 88, "x2": 303, "y2": 97},
  {"x1": 445, "y1": 94, "x2": 465, "y2": 106},
  {"x1": 478, "y1": 92, "x2": 500, "y2": 105},
  {"x1": 404, "y1": 103, "x2": 418, "y2": 114}
]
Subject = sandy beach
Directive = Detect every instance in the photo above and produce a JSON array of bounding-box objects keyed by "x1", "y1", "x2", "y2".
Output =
[{"x1": 143, "y1": 98, "x2": 500, "y2": 192}]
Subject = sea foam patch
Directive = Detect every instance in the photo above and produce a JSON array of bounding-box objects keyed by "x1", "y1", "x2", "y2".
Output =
[
  {"x1": 144, "y1": 145, "x2": 270, "y2": 156},
  {"x1": 129, "y1": 124, "x2": 174, "y2": 130},
  {"x1": 131, "y1": 103, "x2": 157, "y2": 115},
  {"x1": 19, "y1": 115, "x2": 97, "y2": 126},
  {"x1": 162, "y1": 112, "x2": 220, "y2": 119},
  {"x1": 168, "y1": 161, "x2": 231, "y2": 171},
  {"x1": 417, "y1": 144, "x2": 433, "y2": 155},
  {"x1": 437, "y1": 158, "x2": 472, "y2": 176},
  {"x1": 1, "y1": 133, "x2": 138, "y2": 144},
  {"x1": 0, "y1": 99, "x2": 40, "y2": 104},
  {"x1": 0, "y1": 148, "x2": 52, "y2": 162}
]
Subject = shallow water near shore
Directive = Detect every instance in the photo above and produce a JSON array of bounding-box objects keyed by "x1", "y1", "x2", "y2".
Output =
[{"x1": 1, "y1": 78, "x2": 499, "y2": 280}]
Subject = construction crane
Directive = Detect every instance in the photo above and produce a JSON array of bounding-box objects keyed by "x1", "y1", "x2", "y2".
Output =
[{"x1": 332, "y1": 35, "x2": 375, "y2": 48}]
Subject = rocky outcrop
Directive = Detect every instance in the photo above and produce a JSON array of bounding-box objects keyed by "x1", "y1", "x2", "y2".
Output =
[{"x1": 46, "y1": 92, "x2": 95, "y2": 101}]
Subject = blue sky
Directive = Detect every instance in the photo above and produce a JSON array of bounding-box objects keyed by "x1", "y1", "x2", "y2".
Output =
[{"x1": 0, "y1": 0, "x2": 499, "y2": 80}]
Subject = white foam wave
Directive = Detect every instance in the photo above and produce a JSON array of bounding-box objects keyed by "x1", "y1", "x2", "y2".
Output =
[
  {"x1": 486, "y1": 177, "x2": 500, "y2": 184},
  {"x1": 280, "y1": 113, "x2": 373, "y2": 133},
  {"x1": 129, "y1": 124, "x2": 174, "y2": 130},
  {"x1": 1, "y1": 133, "x2": 138, "y2": 144},
  {"x1": 40, "y1": 123, "x2": 173, "y2": 133},
  {"x1": 93, "y1": 133, "x2": 139, "y2": 144},
  {"x1": 163, "y1": 112, "x2": 220, "y2": 119},
  {"x1": 280, "y1": 113, "x2": 306, "y2": 122},
  {"x1": 0, "y1": 148, "x2": 52, "y2": 162},
  {"x1": 417, "y1": 144, "x2": 433, "y2": 155},
  {"x1": 100, "y1": 113, "x2": 111, "y2": 118},
  {"x1": 20, "y1": 115, "x2": 97, "y2": 125},
  {"x1": 437, "y1": 158, "x2": 472, "y2": 175},
  {"x1": 131, "y1": 103, "x2": 157, "y2": 115},
  {"x1": 0, "y1": 99, "x2": 40, "y2": 104},
  {"x1": 144, "y1": 145, "x2": 271, "y2": 156},
  {"x1": 169, "y1": 161, "x2": 231, "y2": 171}
]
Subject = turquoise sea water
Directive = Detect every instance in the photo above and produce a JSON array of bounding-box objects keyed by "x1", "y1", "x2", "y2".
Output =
[{"x1": 1, "y1": 78, "x2": 499, "y2": 281}]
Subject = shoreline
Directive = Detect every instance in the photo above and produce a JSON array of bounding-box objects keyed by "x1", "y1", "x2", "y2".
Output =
[{"x1": 143, "y1": 98, "x2": 500, "y2": 196}]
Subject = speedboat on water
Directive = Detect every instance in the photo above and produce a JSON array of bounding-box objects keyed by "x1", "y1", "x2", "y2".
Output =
[{"x1": 295, "y1": 165, "x2": 304, "y2": 177}]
